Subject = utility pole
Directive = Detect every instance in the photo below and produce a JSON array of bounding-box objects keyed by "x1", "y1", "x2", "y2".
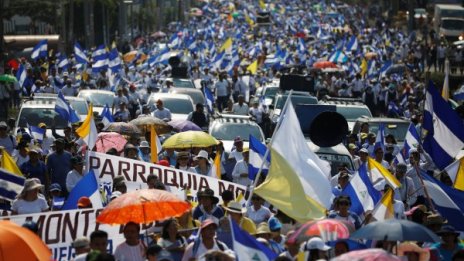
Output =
[
  {"x1": 59, "y1": 0, "x2": 67, "y2": 53},
  {"x1": 89, "y1": 0, "x2": 95, "y2": 47},
  {"x1": 68, "y1": 0, "x2": 74, "y2": 53}
]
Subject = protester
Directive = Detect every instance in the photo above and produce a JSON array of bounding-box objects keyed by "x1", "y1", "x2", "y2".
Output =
[
  {"x1": 194, "y1": 150, "x2": 211, "y2": 176},
  {"x1": 114, "y1": 222, "x2": 146, "y2": 261},
  {"x1": 192, "y1": 188, "x2": 224, "y2": 223},
  {"x1": 182, "y1": 219, "x2": 229, "y2": 261},
  {"x1": 246, "y1": 195, "x2": 272, "y2": 226},
  {"x1": 11, "y1": 178, "x2": 49, "y2": 215},
  {"x1": 223, "y1": 201, "x2": 256, "y2": 234},
  {"x1": 46, "y1": 138, "x2": 73, "y2": 195},
  {"x1": 72, "y1": 237, "x2": 91, "y2": 261},
  {"x1": 157, "y1": 218, "x2": 188, "y2": 260},
  {"x1": 66, "y1": 156, "x2": 85, "y2": 192}
]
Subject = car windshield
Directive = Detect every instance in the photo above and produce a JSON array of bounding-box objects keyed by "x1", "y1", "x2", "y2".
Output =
[
  {"x1": 17, "y1": 108, "x2": 69, "y2": 129},
  {"x1": 264, "y1": 87, "x2": 279, "y2": 97},
  {"x1": 210, "y1": 123, "x2": 264, "y2": 141},
  {"x1": 442, "y1": 19, "x2": 464, "y2": 30},
  {"x1": 369, "y1": 122, "x2": 410, "y2": 142},
  {"x1": 275, "y1": 95, "x2": 317, "y2": 109},
  {"x1": 337, "y1": 107, "x2": 372, "y2": 121},
  {"x1": 78, "y1": 92, "x2": 114, "y2": 107},
  {"x1": 316, "y1": 153, "x2": 354, "y2": 176},
  {"x1": 156, "y1": 98, "x2": 194, "y2": 114},
  {"x1": 442, "y1": 10, "x2": 464, "y2": 18},
  {"x1": 69, "y1": 100, "x2": 89, "y2": 115},
  {"x1": 173, "y1": 79, "x2": 194, "y2": 88}
]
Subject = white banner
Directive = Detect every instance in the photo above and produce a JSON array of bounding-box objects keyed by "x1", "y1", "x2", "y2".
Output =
[
  {"x1": 88, "y1": 151, "x2": 248, "y2": 199},
  {"x1": 0, "y1": 208, "x2": 157, "y2": 260}
]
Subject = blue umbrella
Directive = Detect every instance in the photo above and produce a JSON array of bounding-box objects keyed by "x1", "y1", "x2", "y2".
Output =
[
  {"x1": 168, "y1": 119, "x2": 202, "y2": 132},
  {"x1": 350, "y1": 219, "x2": 441, "y2": 243}
]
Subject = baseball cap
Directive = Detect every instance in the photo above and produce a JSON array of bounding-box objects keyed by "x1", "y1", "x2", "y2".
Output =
[
  {"x1": 49, "y1": 183, "x2": 62, "y2": 192},
  {"x1": 77, "y1": 197, "x2": 92, "y2": 208}
]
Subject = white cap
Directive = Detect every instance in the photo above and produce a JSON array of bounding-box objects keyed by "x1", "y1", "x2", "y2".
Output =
[
  {"x1": 359, "y1": 148, "x2": 369, "y2": 154},
  {"x1": 305, "y1": 237, "x2": 331, "y2": 251}
]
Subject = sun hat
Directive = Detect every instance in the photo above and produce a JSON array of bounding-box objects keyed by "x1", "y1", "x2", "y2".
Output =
[
  {"x1": 139, "y1": 141, "x2": 150, "y2": 148},
  {"x1": 305, "y1": 237, "x2": 331, "y2": 251},
  {"x1": 197, "y1": 188, "x2": 219, "y2": 204},
  {"x1": 23, "y1": 178, "x2": 44, "y2": 192},
  {"x1": 223, "y1": 201, "x2": 246, "y2": 214},
  {"x1": 255, "y1": 222, "x2": 272, "y2": 235},
  {"x1": 177, "y1": 151, "x2": 190, "y2": 159},
  {"x1": 38, "y1": 122, "x2": 47, "y2": 128},
  {"x1": 194, "y1": 150, "x2": 209, "y2": 161},
  {"x1": 71, "y1": 237, "x2": 90, "y2": 249}
]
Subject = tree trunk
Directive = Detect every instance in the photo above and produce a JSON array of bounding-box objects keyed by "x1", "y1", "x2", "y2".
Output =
[{"x1": 68, "y1": 0, "x2": 74, "y2": 53}]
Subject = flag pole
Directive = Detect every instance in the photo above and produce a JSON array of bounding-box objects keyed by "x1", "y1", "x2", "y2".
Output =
[
  {"x1": 245, "y1": 90, "x2": 294, "y2": 205},
  {"x1": 414, "y1": 163, "x2": 436, "y2": 213}
]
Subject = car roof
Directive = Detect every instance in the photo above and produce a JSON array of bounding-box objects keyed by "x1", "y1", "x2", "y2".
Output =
[
  {"x1": 211, "y1": 116, "x2": 258, "y2": 125},
  {"x1": 22, "y1": 96, "x2": 86, "y2": 106},
  {"x1": 78, "y1": 90, "x2": 115, "y2": 95},
  {"x1": 355, "y1": 117, "x2": 409, "y2": 123},
  {"x1": 149, "y1": 93, "x2": 192, "y2": 100}
]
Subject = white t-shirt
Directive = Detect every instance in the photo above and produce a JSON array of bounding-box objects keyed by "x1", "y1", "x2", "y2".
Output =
[
  {"x1": 66, "y1": 169, "x2": 83, "y2": 192},
  {"x1": 232, "y1": 160, "x2": 250, "y2": 186},
  {"x1": 182, "y1": 240, "x2": 228, "y2": 261},
  {"x1": 232, "y1": 103, "x2": 249, "y2": 115},
  {"x1": 246, "y1": 205, "x2": 272, "y2": 225},
  {"x1": 215, "y1": 80, "x2": 229, "y2": 97},
  {"x1": 114, "y1": 242, "x2": 146, "y2": 261},
  {"x1": 249, "y1": 107, "x2": 264, "y2": 124},
  {"x1": 153, "y1": 108, "x2": 172, "y2": 121},
  {"x1": 12, "y1": 197, "x2": 48, "y2": 214}
]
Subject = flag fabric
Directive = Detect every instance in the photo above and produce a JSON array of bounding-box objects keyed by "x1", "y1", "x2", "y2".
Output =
[
  {"x1": 76, "y1": 104, "x2": 98, "y2": 150},
  {"x1": 394, "y1": 123, "x2": 421, "y2": 164},
  {"x1": 422, "y1": 172, "x2": 464, "y2": 231},
  {"x1": 150, "y1": 125, "x2": 161, "y2": 163},
  {"x1": 57, "y1": 54, "x2": 69, "y2": 70},
  {"x1": 101, "y1": 104, "x2": 114, "y2": 127},
  {"x1": 203, "y1": 87, "x2": 214, "y2": 114},
  {"x1": 373, "y1": 123, "x2": 385, "y2": 155},
  {"x1": 246, "y1": 60, "x2": 258, "y2": 75},
  {"x1": 62, "y1": 169, "x2": 103, "y2": 210},
  {"x1": 74, "y1": 42, "x2": 88, "y2": 64},
  {"x1": 346, "y1": 35, "x2": 358, "y2": 52},
  {"x1": 423, "y1": 81, "x2": 464, "y2": 170},
  {"x1": 108, "y1": 48, "x2": 122, "y2": 73},
  {"x1": 379, "y1": 60, "x2": 392, "y2": 78},
  {"x1": 341, "y1": 164, "x2": 381, "y2": 215},
  {"x1": 0, "y1": 168, "x2": 26, "y2": 201},
  {"x1": 259, "y1": 0, "x2": 266, "y2": 10},
  {"x1": 444, "y1": 157, "x2": 464, "y2": 191},
  {"x1": 360, "y1": 58, "x2": 368, "y2": 76},
  {"x1": 249, "y1": 135, "x2": 269, "y2": 181},
  {"x1": 367, "y1": 157, "x2": 400, "y2": 189},
  {"x1": 28, "y1": 124, "x2": 45, "y2": 142},
  {"x1": 371, "y1": 188, "x2": 395, "y2": 221},
  {"x1": 210, "y1": 152, "x2": 222, "y2": 179},
  {"x1": 15, "y1": 64, "x2": 27, "y2": 88},
  {"x1": 230, "y1": 217, "x2": 277, "y2": 261},
  {"x1": 218, "y1": 38, "x2": 232, "y2": 53},
  {"x1": 1, "y1": 148, "x2": 22, "y2": 176},
  {"x1": 442, "y1": 59, "x2": 450, "y2": 101},
  {"x1": 272, "y1": 100, "x2": 332, "y2": 208},
  {"x1": 52, "y1": 196, "x2": 65, "y2": 210},
  {"x1": 92, "y1": 45, "x2": 109, "y2": 72},
  {"x1": 31, "y1": 40, "x2": 48, "y2": 60},
  {"x1": 255, "y1": 149, "x2": 326, "y2": 223},
  {"x1": 328, "y1": 51, "x2": 348, "y2": 63},
  {"x1": 55, "y1": 91, "x2": 81, "y2": 124}
]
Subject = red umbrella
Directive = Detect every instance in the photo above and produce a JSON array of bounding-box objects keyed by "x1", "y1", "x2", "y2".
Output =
[
  {"x1": 95, "y1": 132, "x2": 127, "y2": 153},
  {"x1": 7, "y1": 59, "x2": 19, "y2": 70},
  {"x1": 313, "y1": 61, "x2": 338, "y2": 69},
  {"x1": 288, "y1": 219, "x2": 354, "y2": 243}
]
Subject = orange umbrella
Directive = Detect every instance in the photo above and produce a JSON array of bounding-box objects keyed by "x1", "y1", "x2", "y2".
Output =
[
  {"x1": 97, "y1": 189, "x2": 191, "y2": 224},
  {"x1": 313, "y1": 61, "x2": 338, "y2": 69},
  {"x1": 0, "y1": 220, "x2": 52, "y2": 261},
  {"x1": 365, "y1": 52, "x2": 378, "y2": 60},
  {"x1": 123, "y1": 51, "x2": 148, "y2": 63}
]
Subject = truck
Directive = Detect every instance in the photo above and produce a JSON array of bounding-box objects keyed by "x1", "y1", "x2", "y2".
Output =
[{"x1": 434, "y1": 4, "x2": 464, "y2": 41}]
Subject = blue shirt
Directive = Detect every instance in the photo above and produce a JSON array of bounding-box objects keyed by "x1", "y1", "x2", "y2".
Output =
[
  {"x1": 431, "y1": 243, "x2": 464, "y2": 261},
  {"x1": 46, "y1": 151, "x2": 72, "y2": 189},
  {"x1": 20, "y1": 160, "x2": 47, "y2": 185}
]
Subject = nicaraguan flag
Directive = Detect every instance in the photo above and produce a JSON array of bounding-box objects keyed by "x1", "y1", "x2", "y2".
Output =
[
  {"x1": 55, "y1": 91, "x2": 81, "y2": 124},
  {"x1": 422, "y1": 171, "x2": 464, "y2": 231},
  {"x1": 157, "y1": 48, "x2": 172, "y2": 65},
  {"x1": 15, "y1": 64, "x2": 27, "y2": 88},
  {"x1": 101, "y1": 104, "x2": 114, "y2": 127},
  {"x1": 340, "y1": 163, "x2": 381, "y2": 215},
  {"x1": 31, "y1": 40, "x2": 48, "y2": 60},
  {"x1": 394, "y1": 123, "x2": 420, "y2": 164},
  {"x1": 328, "y1": 51, "x2": 348, "y2": 63},
  {"x1": 453, "y1": 85, "x2": 464, "y2": 101},
  {"x1": 74, "y1": 42, "x2": 88, "y2": 64},
  {"x1": 28, "y1": 124, "x2": 45, "y2": 142},
  {"x1": 62, "y1": 169, "x2": 103, "y2": 210},
  {"x1": 203, "y1": 87, "x2": 214, "y2": 114},
  {"x1": 379, "y1": 60, "x2": 392, "y2": 78},
  {"x1": 57, "y1": 54, "x2": 69, "y2": 70},
  {"x1": 373, "y1": 123, "x2": 385, "y2": 155},
  {"x1": 0, "y1": 168, "x2": 26, "y2": 201},
  {"x1": 52, "y1": 196, "x2": 65, "y2": 210},
  {"x1": 108, "y1": 48, "x2": 122, "y2": 73},
  {"x1": 346, "y1": 35, "x2": 358, "y2": 52},
  {"x1": 92, "y1": 45, "x2": 109, "y2": 72},
  {"x1": 249, "y1": 135, "x2": 270, "y2": 180},
  {"x1": 423, "y1": 81, "x2": 464, "y2": 169},
  {"x1": 230, "y1": 216, "x2": 277, "y2": 261},
  {"x1": 444, "y1": 157, "x2": 464, "y2": 191}
]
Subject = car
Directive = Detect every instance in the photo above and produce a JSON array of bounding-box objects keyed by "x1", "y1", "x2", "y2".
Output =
[
  {"x1": 256, "y1": 84, "x2": 279, "y2": 107},
  {"x1": 77, "y1": 90, "x2": 115, "y2": 114},
  {"x1": 352, "y1": 117, "x2": 411, "y2": 147},
  {"x1": 168, "y1": 88, "x2": 205, "y2": 106},
  {"x1": 414, "y1": 8, "x2": 427, "y2": 20},
  {"x1": 269, "y1": 92, "x2": 318, "y2": 127},
  {"x1": 164, "y1": 77, "x2": 196, "y2": 89},
  {"x1": 147, "y1": 93, "x2": 195, "y2": 121},
  {"x1": 209, "y1": 114, "x2": 265, "y2": 155},
  {"x1": 319, "y1": 97, "x2": 373, "y2": 131},
  {"x1": 308, "y1": 142, "x2": 355, "y2": 176},
  {"x1": 16, "y1": 96, "x2": 88, "y2": 136}
]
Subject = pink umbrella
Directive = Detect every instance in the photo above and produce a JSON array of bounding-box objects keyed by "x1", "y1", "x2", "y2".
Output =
[
  {"x1": 332, "y1": 249, "x2": 401, "y2": 261},
  {"x1": 95, "y1": 132, "x2": 127, "y2": 153}
]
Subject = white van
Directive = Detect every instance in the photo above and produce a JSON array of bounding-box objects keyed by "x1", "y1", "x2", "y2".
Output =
[{"x1": 434, "y1": 5, "x2": 464, "y2": 40}]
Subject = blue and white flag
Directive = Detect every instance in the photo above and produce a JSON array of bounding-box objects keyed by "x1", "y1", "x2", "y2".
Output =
[
  {"x1": 328, "y1": 51, "x2": 348, "y2": 63},
  {"x1": 28, "y1": 124, "x2": 45, "y2": 142},
  {"x1": 340, "y1": 163, "x2": 381, "y2": 215},
  {"x1": 101, "y1": 104, "x2": 114, "y2": 127},
  {"x1": 62, "y1": 169, "x2": 103, "y2": 210},
  {"x1": 367, "y1": 60, "x2": 376, "y2": 78},
  {"x1": 55, "y1": 91, "x2": 81, "y2": 124},
  {"x1": 15, "y1": 64, "x2": 27, "y2": 88},
  {"x1": 74, "y1": 42, "x2": 88, "y2": 64},
  {"x1": 108, "y1": 48, "x2": 122, "y2": 73},
  {"x1": 0, "y1": 168, "x2": 26, "y2": 201},
  {"x1": 230, "y1": 217, "x2": 277, "y2": 261},
  {"x1": 57, "y1": 54, "x2": 69, "y2": 70},
  {"x1": 423, "y1": 81, "x2": 464, "y2": 170},
  {"x1": 52, "y1": 196, "x2": 65, "y2": 210},
  {"x1": 346, "y1": 35, "x2": 358, "y2": 52},
  {"x1": 394, "y1": 123, "x2": 420, "y2": 164},
  {"x1": 373, "y1": 123, "x2": 385, "y2": 155},
  {"x1": 31, "y1": 40, "x2": 48, "y2": 60},
  {"x1": 92, "y1": 45, "x2": 109, "y2": 72},
  {"x1": 203, "y1": 87, "x2": 214, "y2": 114},
  {"x1": 387, "y1": 101, "x2": 402, "y2": 117},
  {"x1": 422, "y1": 172, "x2": 464, "y2": 231},
  {"x1": 249, "y1": 135, "x2": 270, "y2": 181},
  {"x1": 379, "y1": 60, "x2": 392, "y2": 78}
]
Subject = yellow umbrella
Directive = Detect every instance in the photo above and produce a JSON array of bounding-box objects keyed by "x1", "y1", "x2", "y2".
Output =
[{"x1": 162, "y1": 131, "x2": 218, "y2": 149}]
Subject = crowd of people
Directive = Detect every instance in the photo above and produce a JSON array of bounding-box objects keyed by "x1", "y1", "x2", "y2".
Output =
[{"x1": 1, "y1": 0, "x2": 464, "y2": 260}]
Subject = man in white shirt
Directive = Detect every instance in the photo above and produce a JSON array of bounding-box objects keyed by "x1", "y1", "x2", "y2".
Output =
[
  {"x1": 246, "y1": 195, "x2": 272, "y2": 225},
  {"x1": 232, "y1": 95, "x2": 249, "y2": 115},
  {"x1": 61, "y1": 79, "x2": 76, "y2": 96},
  {"x1": 153, "y1": 99, "x2": 172, "y2": 121},
  {"x1": 114, "y1": 222, "x2": 146, "y2": 261},
  {"x1": 232, "y1": 147, "x2": 250, "y2": 186},
  {"x1": 66, "y1": 156, "x2": 85, "y2": 192},
  {"x1": 182, "y1": 219, "x2": 229, "y2": 261}
]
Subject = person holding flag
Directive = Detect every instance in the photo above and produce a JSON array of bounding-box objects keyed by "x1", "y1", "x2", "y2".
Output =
[{"x1": 182, "y1": 219, "x2": 229, "y2": 261}]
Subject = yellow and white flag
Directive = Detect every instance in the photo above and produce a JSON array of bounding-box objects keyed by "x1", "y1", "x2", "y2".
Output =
[
  {"x1": 76, "y1": 104, "x2": 97, "y2": 150},
  {"x1": 368, "y1": 157, "x2": 400, "y2": 189},
  {"x1": 219, "y1": 38, "x2": 233, "y2": 53},
  {"x1": 150, "y1": 125, "x2": 162, "y2": 163},
  {"x1": 0, "y1": 149, "x2": 22, "y2": 176},
  {"x1": 445, "y1": 157, "x2": 464, "y2": 191},
  {"x1": 372, "y1": 188, "x2": 395, "y2": 221}
]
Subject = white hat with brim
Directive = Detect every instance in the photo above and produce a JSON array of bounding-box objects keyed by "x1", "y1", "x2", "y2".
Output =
[
  {"x1": 306, "y1": 237, "x2": 331, "y2": 251},
  {"x1": 224, "y1": 201, "x2": 246, "y2": 214},
  {"x1": 194, "y1": 150, "x2": 209, "y2": 161},
  {"x1": 23, "y1": 178, "x2": 44, "y2": 192}
]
